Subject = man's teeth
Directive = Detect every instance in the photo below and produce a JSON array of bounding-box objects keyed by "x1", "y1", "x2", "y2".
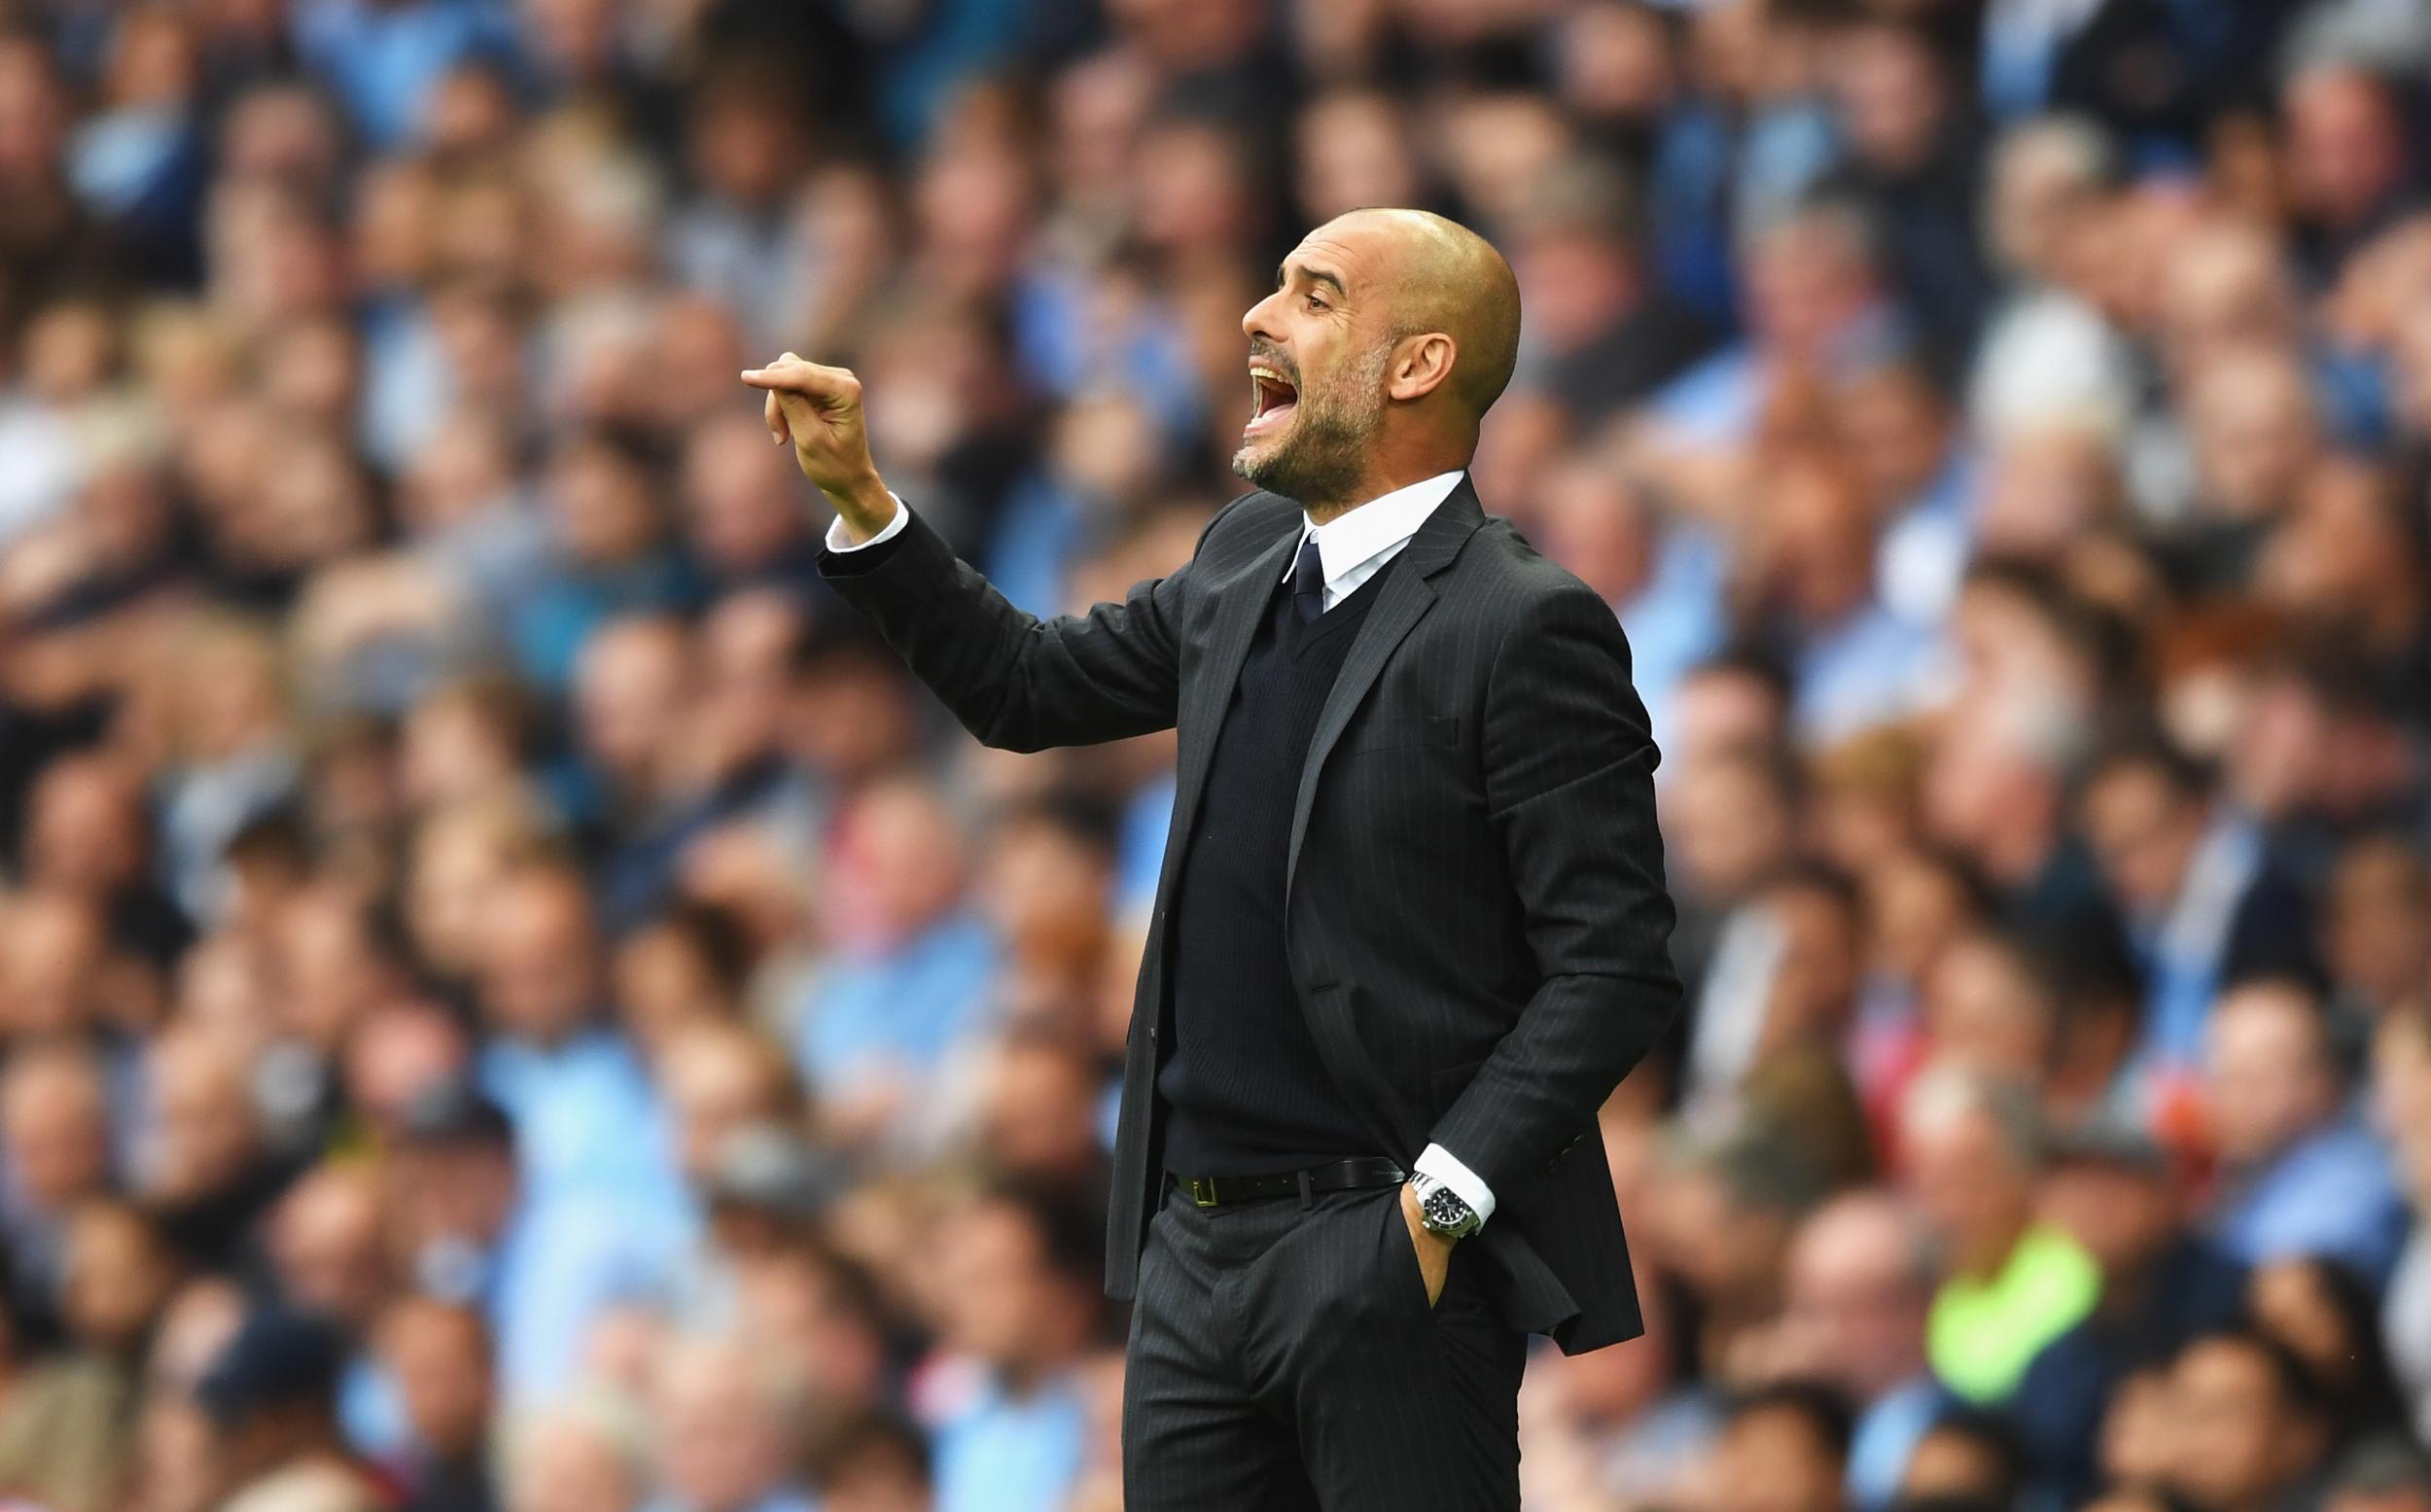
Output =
[{"x1": 1250, "y1": 366, "x2": 1296, "y2": 422}]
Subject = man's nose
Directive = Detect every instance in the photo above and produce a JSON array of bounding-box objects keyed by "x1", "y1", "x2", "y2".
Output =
[{"x1": 1242, "y1": 290, "x2": 1281, "y2": 343}]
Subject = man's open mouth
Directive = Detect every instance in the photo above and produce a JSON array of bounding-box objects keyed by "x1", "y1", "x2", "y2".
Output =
[{"x1": 1246, "y1": 363, "x2": 1299, "y2": 437}]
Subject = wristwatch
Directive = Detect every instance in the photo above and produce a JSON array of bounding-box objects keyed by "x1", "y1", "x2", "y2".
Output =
[{"x1": 1412, "y1": 1174, "x2": 1484, "y2": 1241}]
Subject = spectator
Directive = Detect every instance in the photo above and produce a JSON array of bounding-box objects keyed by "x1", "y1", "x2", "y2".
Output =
[
  {"x1": 2164, "y1": 1330, "x2": 2336, "y2": 1512},
  {"x1": 195, "y1": 1306, "x2": 382, "y2": 1512},
  {"x1": 807, "y1": 1410, "x2": 932, "y2": 1512},
  {"x1": 793, "y1": 779, "x2": 998, "y2": 1155},
  {"x1": 385, "y1": 1081, "x2": 676, "y2": 1405},
  {"x1": 1847, "y1": 847, "x2": 1991, "y2": 1122},
  {"x1": 1973, "y1": 118, "x2": 2120, "y2": 431},
  {"x1": 339, "y1": 1002, "x2": 473, "y2": 1151},
  {"x1": 1518, "y1": 1251, "x2": 1708, "y2": 1506},
  {"x1": 289, "y1": 0, "x2": 516, "y2": 152},
  {"x1": 1892, "y1": 1411, "x2": 2026, "y2": 1511},
  {"x1": 1705, "y1": 1380, "x2": 1853, "y2": 1512},
  {"x1": 2202, "y1": 979, "x2": 2407, "y2": 1281},
  {"x1": 1915, "y1": 929, "x2": 2063, "y2": 1105},
  {"x1": 644, "y1": 1334, "x2": 814, "y2": 1512},
  {"x1": 471, "y1": 861, "x2": 681, "y2": 1213},
  {"x1": 374, "y1": 1296, "x2": 497, "y2": 1512},
  {"x1": 137, "y1": 1027, "x2": 294, "y2": 1275},
  {"x1": 566, "y1": 615, "x2": 696, "y2": 918},
  {"x1": 0, "y1": 1200, "x2": 176, "y2": 1511},
  {"x1": 1669, "y1": 740, "x2": 1803, "y2": 1104},
  {"x1": 509, "y1": 432, "x2": 697, "y2": 694},
  {"x1": 1833, "y1": 348, "x2": 1980, "y2": 633},
  {"x1": 1917, "y1": 680, "x2": 2095, "y2": 931},
  {"x1": 2248, "y1": 1256, "x2": 2413, "y2": 1444},
  {"x1": 922, "y1": 1186, "x2": 1101, "y2": 1512},
  {"x1": 265, "y1": 1164, "x2": 399, "y2": 1459},
  {"x1": 972, "y1": 793, "x2": 1119, "y2": 1032},
  {"x1": 1900, "y1": 1070, "x2": 2099, "y2": 1407},
  {"x1": 1533, "y1": 455, "x2": 1728, "y2": 743},
  {"x1": 659, "y1": 1024, "x2": 801, "y2": 1193},
  {"x1": 20, "y1": 753, "x2": 192, "y2": 968},
  {"x1": 725, "y1": 1240, "x2": 888, "y2": 1417},
  {"x1": 610, "y1": 904, "x2": 756, "y2": 1065},
  {"x1": 500, "y1": 1391, "x2": 647, "y2": 1512},
  {"x1": 148, "y1": 617, "x2": 300, "y2": 927},
  {"x1": 2282, "y1": 62, "x2": 2418, "y2": 280},
  {"x1": 1650, "y1": 1123, "x2": 1829, "y2": 1377},
  {"x1": 1822, "y1": 18, "x2": 1991, "y2": 357},
  {"x1": 2323, "y1": 838, "x2": 2431, "y2": 1038},
  {"x1": 2014, "y1": 1117, "x2": 2247, "y2": 1505},
  {"x1": 1745, "y1": 453, "x2": 1943, "y2": 747},
  {"x1": 2079, "y1": 742, "x2": 2321, "y2": 1071},
  {"x1": 0, "y1": 1043, "x2": 117, "y2": 1336},
  {"x1": 696, "y1": 1125, "x2": 838, "y2": 1272},
  {"x1": 2088, "y1": 1360, "x2": 2183, "y2": 1506},
  {"x1": 667, "y1": 66, "x2": 814, "y2": 352},
  {"x1": 1773, "y1": 1192, "x2": 1946, "y2": 1512},
  {"x1": 971, "y1": 1025, "x2": 1110, "y2": 1207},
  {"x1": 1507, "y1": 156, "x2": 1717, "y2": 430}
]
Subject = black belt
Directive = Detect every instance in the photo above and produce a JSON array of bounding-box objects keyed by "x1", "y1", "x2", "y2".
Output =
[{"x1": 1168, "y1": 1157, "x2": 1407, "y2": 1209}]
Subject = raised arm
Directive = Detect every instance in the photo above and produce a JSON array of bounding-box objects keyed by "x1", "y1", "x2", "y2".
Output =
[{"x1": 743, "y1": 354, "x2": 1186, "y2": 751}]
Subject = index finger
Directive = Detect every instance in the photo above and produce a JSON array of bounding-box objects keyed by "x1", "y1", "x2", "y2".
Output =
[
  {"x1": 740, "y1": 355, "x2": 854, "y2": 404},
  {"x1": 738, "y1": 356, "x2": 798, "y2": 390}
]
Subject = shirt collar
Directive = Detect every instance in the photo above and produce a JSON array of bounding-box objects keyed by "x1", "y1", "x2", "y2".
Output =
[{"x1": 1283, "y1": 471, "x2": 1467, "y2": 589}]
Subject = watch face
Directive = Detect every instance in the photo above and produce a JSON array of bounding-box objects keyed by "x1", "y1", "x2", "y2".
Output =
[{"x1": 1423, "y1": 1186, "x2": 1472, "y2": 1231}]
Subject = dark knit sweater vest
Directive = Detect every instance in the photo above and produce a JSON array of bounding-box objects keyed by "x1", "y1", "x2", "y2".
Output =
[{"x1": 1156, "y1": 551, "x2": 1402, "y2": 1177}]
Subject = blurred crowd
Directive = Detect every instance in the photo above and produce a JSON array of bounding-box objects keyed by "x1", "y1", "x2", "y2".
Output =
[{"x1": 5, "y1": 0, "x2": 2431, "y2": 1510}]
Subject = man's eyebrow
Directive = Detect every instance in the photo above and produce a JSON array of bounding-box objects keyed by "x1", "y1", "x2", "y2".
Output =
[{"x1": 1276, "y1": 261, "x2": 1348, "y2": 299}]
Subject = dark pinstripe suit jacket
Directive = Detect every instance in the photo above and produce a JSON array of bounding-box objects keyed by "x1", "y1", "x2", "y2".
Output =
[{"x1": 823, "y1": 476, "x2": 1681, "y2": 1354}]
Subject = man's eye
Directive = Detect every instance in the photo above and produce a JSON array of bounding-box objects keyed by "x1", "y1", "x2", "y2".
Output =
[{"x1": 1305, "y1": 295, "x2": 1326, "y2": 312}]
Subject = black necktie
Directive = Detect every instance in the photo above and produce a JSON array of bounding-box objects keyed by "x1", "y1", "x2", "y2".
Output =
[{"x1": 1291, "y1": 535, "x2": 1325, "y2": 623}]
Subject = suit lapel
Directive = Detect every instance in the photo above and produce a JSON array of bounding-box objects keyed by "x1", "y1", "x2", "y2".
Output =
[
  {"x1": 1285, "y1": 479, "x2": 1489, "y2": 896},
  {"x1": 1167, "y1": 515, "x2": 1302, "y2": 859}
]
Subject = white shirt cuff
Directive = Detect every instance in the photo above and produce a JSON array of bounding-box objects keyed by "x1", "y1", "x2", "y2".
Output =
[
  {"x1": 825, "y1": 494, "x2": 910, "y2": 552},
  {"x1": 1415, "y1": 1143, "x2": 1496, "y2": 1224}
]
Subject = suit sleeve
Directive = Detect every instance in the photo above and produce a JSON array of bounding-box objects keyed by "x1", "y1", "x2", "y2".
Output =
[
  {"x1": 1425, "y1": 584, "x2": 1682, "y2": 1196},
  {"x1": 818, "y1": 502, "x2": 1189, "y2": 753}
]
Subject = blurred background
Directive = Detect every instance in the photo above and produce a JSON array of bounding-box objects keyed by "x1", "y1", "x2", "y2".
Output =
[{"x1": 2, "y1": 0, "x2": 2431, "y2": 1509}]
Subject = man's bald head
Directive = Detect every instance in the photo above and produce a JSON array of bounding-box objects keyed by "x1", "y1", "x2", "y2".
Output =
[
  {"x1": 1319, "y1": 208, "x2": 1524, "y2": 425},
  {"x1": 1236, "y1": 208, "x2": 1521, "y2": 513}
]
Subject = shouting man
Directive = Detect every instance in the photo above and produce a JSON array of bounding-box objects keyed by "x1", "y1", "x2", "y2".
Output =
[{"x1": 745, "y1": 207, "x2": 1679, "y2": 1510}]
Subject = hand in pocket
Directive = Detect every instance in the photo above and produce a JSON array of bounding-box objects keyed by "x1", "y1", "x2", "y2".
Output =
[{"x1": 1397, "y1": 1182, "x2": 1454, "y2": 1308}]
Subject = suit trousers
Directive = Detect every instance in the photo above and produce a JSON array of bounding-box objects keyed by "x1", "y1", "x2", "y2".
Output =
[{"x1": 1121, "y1": 1178, "x2": 1528, "y2": 1510}]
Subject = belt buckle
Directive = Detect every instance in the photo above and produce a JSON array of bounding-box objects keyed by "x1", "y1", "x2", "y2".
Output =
[{"x1": 1186, "y1": 1176, "x2": 1219, "y2": 1209}]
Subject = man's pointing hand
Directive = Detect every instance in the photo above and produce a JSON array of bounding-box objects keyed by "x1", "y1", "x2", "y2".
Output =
[{"x1": 742, "y1": 353, "x2": 894, "y2": 544}]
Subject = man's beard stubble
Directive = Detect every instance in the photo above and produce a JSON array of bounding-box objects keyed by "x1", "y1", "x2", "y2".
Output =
[{"x1": 1232, "y1": 343, "x2": 1390, "y2": 512}]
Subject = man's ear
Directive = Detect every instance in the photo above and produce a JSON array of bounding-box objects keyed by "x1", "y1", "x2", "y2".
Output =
[{"x1": 1387, "y1": 332, "x2": 1458, "y2": 404}]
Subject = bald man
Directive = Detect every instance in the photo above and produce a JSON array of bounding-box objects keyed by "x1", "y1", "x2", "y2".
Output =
[{"x1": 746, "y1": 208, "x2": 1679, "y2": 1509}]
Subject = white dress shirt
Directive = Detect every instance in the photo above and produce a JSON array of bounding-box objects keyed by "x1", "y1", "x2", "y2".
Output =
[
  {"x1": 1280, "y1": 469, "x2": 1466, "y2": 612},
  {"x1": 827, "y1": 473, "x2": 1497, "y2": 1225}
]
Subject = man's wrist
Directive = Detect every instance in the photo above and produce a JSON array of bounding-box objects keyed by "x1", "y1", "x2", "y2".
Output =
[
  {"x1": 824, "y1": 491, "x2": 909, "y2": 554},
  {"x1": 1401, "y1": 1182, "x2": 1457, "y2": 1247},
  {"x1": 820, "y1": 470, "x2": 896, "y2": 543},
  {"x1": 1413, "y1": 1143, "x2": 1496, "y2": 1227}
]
